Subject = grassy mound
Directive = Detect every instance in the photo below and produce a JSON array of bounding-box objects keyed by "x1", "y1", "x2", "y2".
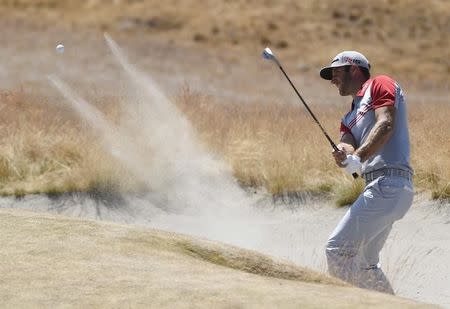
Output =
[{"x1": 0, "y1": 208, "x2": 436, "y2": 308}]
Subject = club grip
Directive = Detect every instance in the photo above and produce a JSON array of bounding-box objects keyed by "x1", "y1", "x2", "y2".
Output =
[{"x1": 332, "y1": 144, "x2": 358, "y2": 179}]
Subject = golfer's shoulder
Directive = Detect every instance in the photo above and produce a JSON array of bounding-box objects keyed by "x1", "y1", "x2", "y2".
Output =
[
  {"x1": 372, "y1": 75, "x2": 397, "y2": 86},
  {"x1": 370, "y1": 75, "x2": 399, "y2": 94}
]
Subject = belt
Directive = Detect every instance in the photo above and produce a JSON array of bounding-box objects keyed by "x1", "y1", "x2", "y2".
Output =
[{"x1": 363, "y1": 168, "x2": 413, "y2": 183}]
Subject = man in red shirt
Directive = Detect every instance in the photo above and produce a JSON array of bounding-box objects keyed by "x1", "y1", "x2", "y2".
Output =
[{"x1": 320, "y1": 51, "x2": 414, "y2": 293}]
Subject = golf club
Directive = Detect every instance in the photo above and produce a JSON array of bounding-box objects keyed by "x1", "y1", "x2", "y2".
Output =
[{"x1": 262, "y1": 47, "x2": 358, "y2": 179}]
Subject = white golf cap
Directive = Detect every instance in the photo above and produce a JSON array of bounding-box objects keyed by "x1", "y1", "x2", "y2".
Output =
[{"x1": 320, "y1": 51, "x2": 370, "y2": 80}]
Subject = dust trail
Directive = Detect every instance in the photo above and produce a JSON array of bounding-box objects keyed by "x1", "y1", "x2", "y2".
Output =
[
  {"x1": 49, "y1": 75, "x2": 158, "y2": 190},
  {"x1": 48, "y1": 34, "x2": 270, "y2": 248},
  {"x1": 101, "y1": 33, "x2": 260, "y2": 224}
]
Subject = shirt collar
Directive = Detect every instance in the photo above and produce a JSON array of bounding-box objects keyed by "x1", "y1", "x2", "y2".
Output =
[{"x1": 356, "y1": 78, "x2": 372, "y2": 97}]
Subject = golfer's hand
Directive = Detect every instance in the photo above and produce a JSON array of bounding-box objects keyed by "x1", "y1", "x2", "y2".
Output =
[
  {"x1": 342, "y1": 154, "x2": 362, "y2": 175},
  {"x1": 332, "y1": 149, "x2": 347, "y2": 167}
]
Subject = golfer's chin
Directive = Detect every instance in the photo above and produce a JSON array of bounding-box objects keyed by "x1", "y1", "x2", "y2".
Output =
[{"x1": 338, "y1": 86, "x2": 350, "y2": 97}]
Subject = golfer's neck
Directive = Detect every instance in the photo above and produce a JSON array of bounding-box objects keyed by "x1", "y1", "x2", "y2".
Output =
[{"x1": 350, "y1": 79, "x2": 368, "y2": 99}]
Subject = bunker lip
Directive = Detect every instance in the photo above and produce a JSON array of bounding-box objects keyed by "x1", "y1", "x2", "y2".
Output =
[{"x1": 0, "y1": 207, "x2": 442, "y2": 308}]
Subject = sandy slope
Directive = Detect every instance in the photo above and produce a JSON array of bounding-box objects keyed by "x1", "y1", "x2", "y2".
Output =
[
  {"x1": 1, "y1": 192, "x2": 449, "y2": 308},
  {"x1": 0, "y1": 208, "x2": 437, "y2": 308}
]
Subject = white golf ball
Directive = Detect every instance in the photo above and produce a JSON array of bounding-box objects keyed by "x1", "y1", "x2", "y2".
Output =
[{"x1": 56, "y1": 44, "x2": 65, "y2": 54}]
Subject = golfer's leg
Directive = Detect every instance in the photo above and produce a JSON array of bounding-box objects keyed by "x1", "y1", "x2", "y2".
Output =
[
  {"x1": 326, "y1": 182, "x2": 400, "y2": 286},
  {"x1": 357, "y1": 177, "x2": 414, "y2": 294},
  {"x1": 326, "y1": 192, "x2": 367, "y2": 283},
  {"x1": 359, "y1": 224, "x2": 395, "y2": 294}
]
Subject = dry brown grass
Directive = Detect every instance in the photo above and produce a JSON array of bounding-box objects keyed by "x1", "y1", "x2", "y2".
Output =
[
  {"x1": 1, "y1": 86, "x2": 448, "y2": 203},
  {"x1": 409, "y1": 102, "x2": 450, "y2": 199},
  {"x1": 176, "y1": 87, "x2": 345, "y2": 194},
  {"x1": 176, "y1": 87, "x2": 450, "y2": 201},
  {"x1": 0, "y1": 89, "x2": 138, "y2": 196},
  {"x1": 0, "y1": 0, "x2": 448, "y2": 203}
]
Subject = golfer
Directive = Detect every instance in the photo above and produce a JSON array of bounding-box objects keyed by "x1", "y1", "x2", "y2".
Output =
[{"x1": 320, "y1": 51, "x2": 414, "y2": 294}]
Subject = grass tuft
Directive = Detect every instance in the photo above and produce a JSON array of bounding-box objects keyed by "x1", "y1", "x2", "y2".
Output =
[
  {"x1": 333, "y1": 179, "x2": 365, "y2": 207},
  {"x1": 431, "y1": 183, "x2": 450, "y2": 201}
]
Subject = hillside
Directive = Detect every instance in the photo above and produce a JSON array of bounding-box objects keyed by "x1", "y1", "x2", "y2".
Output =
[
  {"x1": 0, "y1": 0, "x2": 449, "y2": 87},
  {"x1": 0, "y1": 208, "x2": 437, "y2": 308}
]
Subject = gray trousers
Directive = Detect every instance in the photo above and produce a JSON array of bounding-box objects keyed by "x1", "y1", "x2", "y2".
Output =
[{"x1": 326, "y1": 176, "x2": 414, "y2": 294}]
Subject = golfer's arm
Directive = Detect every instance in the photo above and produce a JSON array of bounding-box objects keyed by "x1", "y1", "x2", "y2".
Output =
[
  {"x1": 354, "y1": 106, "x2": 395, "y2": 162},
  {"x1": 338, "y1": 133, "x2": 356, "y2": 154}
]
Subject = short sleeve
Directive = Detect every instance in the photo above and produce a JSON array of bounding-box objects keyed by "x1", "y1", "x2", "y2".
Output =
[{"x1": 370, "y1": 75, "x2": 396, "y2": 109}]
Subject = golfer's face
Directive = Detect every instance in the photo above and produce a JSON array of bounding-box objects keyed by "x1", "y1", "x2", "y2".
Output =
[{"x1": 331, "y1": 66, "x2": 352, "y2": 96}]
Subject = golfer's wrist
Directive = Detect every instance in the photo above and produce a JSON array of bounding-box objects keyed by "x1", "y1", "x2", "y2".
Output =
[
  {"x1": 352, "y1": 151, "x2": 363, "y2": 162},
  {"x1": 338, "y1": 143, "x2": 355, "y2": 154}
]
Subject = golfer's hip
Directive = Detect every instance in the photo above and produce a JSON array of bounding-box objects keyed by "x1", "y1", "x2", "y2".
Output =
[{"x1": 362, "y1": 173, "x2": 414, "y2": 220}]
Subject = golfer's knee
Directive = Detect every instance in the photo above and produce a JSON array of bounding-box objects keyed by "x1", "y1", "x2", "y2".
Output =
[
  {"x1": 325, "y1": 240, "x2": 357, "y2": 268},
  {"x1": 325, "y1": 245, "x2": 344, "y2": 278},
  {"x1": 325, "y1": 244, "x2": 344, "y2": 266},
  {"x1": 325, "y1": 238, "x2": 345, "y2": 258},
  {"x1": 325, "y1": 241, "x2": 335, "y2": 259}
]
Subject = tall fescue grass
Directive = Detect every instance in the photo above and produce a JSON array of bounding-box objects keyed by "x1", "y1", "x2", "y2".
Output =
[
  {"x1": 176, "y1": 87, "x2": 450, "y2": 203},
  {"x1": 0, "y1": 89, "x2": 139, "y2": 197},
  {"x1": 0, "y1": 87, "x2": 448, "y2": 204},
  {"x1": 408, "y1": 101, "x2": 450, "y2": 199}
]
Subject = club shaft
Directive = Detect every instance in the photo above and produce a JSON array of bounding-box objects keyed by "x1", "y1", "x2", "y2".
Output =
[
  {"x1": 277, "y1": 64, "x2": 338, "y2": 151},
  {"x1": 276, "y1": 63, "x2": 358, "y2": 179}
]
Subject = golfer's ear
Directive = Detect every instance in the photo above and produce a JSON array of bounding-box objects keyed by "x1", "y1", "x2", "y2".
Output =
[{"x1": 350, "y1": 65, "x2": 359, "y2": 74}]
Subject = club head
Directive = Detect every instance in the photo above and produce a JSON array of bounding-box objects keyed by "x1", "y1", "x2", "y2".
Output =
[{"x1": 262, "y1": 47, "x2": 275, "y2": 60}]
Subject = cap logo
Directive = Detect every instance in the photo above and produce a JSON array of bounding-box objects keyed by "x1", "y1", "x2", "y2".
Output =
[{"x1": 342, "y1": 56, "x2": 361, "y2": 65}]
